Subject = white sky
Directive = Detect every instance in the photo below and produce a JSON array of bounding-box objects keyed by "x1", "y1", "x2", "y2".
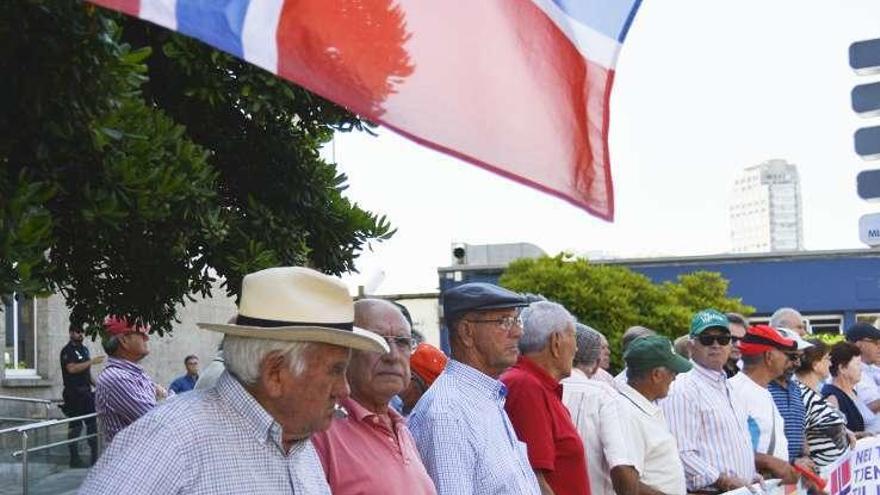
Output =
[{"x1": 330, "y1": 0, "x2": 880, "y2": 295}]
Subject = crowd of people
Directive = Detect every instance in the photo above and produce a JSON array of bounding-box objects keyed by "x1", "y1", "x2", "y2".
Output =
[{"x1": 59, "y1": 265, "x2": 880, "y2": 494}]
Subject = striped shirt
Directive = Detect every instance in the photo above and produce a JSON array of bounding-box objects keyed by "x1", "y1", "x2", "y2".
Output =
[
  {"x1": 768, "y1": 378, "x2": 806, "y2": 461},
  {"x1": 797, "y1": 382, "x2": 849, "y2": 467},
  {"x1": 81, "y1": 371, "x2": 331, "y2": 494},
  {"x1": 408, "y1": 359, "x2": 540, "y2": 495},
  {"x1": 95, "y1": 357, "x2": 159, "y2": 444},
  {"x1": 660, "y1": 362, "x2": 755, "y2": 491}
]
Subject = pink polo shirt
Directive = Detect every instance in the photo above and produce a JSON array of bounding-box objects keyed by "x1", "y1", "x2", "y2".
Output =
[{"x1": 311, "y1": 397, "x2": 437, "y2": 495}]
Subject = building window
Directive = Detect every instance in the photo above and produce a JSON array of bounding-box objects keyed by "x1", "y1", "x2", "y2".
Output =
[
  {"x1": 750, "y1": 313, "x2": 842, "y2": 335},
  {"x1": 856, "y1": 313, "x2": 880, "y2": 329},
  {"x1": 3, "y1": 293, "x2": 38, "y2": 377}
]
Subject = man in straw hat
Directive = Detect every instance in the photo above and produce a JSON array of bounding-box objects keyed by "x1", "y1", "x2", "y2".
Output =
[{"x1": 82, "y1": 267, "x2": 389, "y2": 494}]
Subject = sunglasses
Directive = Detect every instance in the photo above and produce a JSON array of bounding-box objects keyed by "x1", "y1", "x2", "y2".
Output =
[{"x1": 696, "y1": 334, "x2": 737, "y2": 346}]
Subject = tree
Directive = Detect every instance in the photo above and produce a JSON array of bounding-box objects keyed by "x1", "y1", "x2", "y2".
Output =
[
  {"x1": 0, "y1": 1, "x2": 394, "y2": 335},
  {"x1": 499, "y1": 254, "x2": 754, "y2": 368}
]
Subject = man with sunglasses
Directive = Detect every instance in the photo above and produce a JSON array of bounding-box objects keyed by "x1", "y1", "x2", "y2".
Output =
[
  {"x1": 312, "y1": 299, "x2": 435, "y2": 494},
  {"x1": 95, "y1": 316, "x2": 169, "y2": 445},
  {"x1": 60, "y1": 323, "x2": 104, "y2": 467},
  {"x1": 729, "y1": 325, "x2": 799, "y2": 484},
  {"x1": 661, "y1": 309, "x2": 757, "y2": 493},
  {"x1": 409, "y1": 282, "x2": 540, "y2": 495}
]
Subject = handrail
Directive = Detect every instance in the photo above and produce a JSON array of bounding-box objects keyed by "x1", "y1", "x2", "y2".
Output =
[
  {"x1": 0, "y1": 413, "x2": 96, "y2": 436},
  {"x1": 12, "y1": 432, "x2": 98, "y2": 458},
  {"x1": 0, "y1": 395, "x2": 52, "y2": 405}
]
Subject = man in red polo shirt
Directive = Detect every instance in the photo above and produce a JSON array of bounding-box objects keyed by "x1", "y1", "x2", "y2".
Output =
[{"x1": 501, "y1": 300, "x2": 589, "y2": 495}]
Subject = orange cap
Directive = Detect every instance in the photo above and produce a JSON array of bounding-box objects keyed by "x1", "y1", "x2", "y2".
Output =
[{"x1": 410, "y1": 343, "x2": 447, "y2": 386}]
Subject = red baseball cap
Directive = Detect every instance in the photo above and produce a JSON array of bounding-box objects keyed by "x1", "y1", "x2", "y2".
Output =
[
  {"x1": 739, "y1": 324, "x2": 796, "y2": 356},
  {"x1": 103, "y1": 316, "x2": 150, "y2": 337},
  {"x1": 410, "y1": 343, "x2": 447, "y2": 386}
]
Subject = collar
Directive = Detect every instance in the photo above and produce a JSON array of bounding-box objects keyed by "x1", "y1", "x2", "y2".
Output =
[
  {"x1": 341, "y1": 396, "x2": 404, "y2": 426},
  {"x1": 691, "y1": 361, "x2": 729, "y2": 384},
  {"x1": 569, "y1": 367, "x2": 589, "y2": 380},
  {"x1": 217, "y1": 371, "x2": 286, "y2": 453},
  {"x1": 445, "y1": 359, "x2": 508, "y2": 401},
  {"x1": 513, "y1": 356, "x2": 562, "y2": 394},
  {"x1": 617, "y1": 380, "x2": 659, "y2": 416},
  {"x1": 106, "y1": 356, "x2": 147, "y2": 374}
]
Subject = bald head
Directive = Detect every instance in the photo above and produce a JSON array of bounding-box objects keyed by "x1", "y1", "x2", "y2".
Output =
[
  {"x1": 354, "y1": 299, "x2": 411, "y2": 336},
  {"x1": 770, "y1": 307, "x2": 806, "y2": 336}
]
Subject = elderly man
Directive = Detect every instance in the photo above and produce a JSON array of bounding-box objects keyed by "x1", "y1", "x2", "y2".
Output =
[
  {"x1": 614, "y1": 326, "x2": 657, "y2": 386},
  {"x1": 724, "y1": 312, "x2": 748, "y2": 377},
  {"x1": 562, "y1": 324, "x2": 637, "y2": 495},
  {"x1": 729, "y1": 325, "x2": 799, "y2": 483},
  {"x1": 312, "y1": 299, "x2": 436, "y2": 494},
  {"x1": 95, "y1": 316, "x2": 167, "y2": 445},
  {"x1": 770, "y1": 307, "x2": 808, "y2": 336},
  {"x1": 591, "y1": 334, "x2": 615, "y2": 384},
  {"x1": 408, "y1": 282, "x2": 540, "y2": 495},
  {"x1": 81, "y1": 267, "x2": 390, "y2": 494},
  {"x1": 661, "y1": 309, "x2": 757, "y2": 493},
  {"x1": 618, "y1": 335, "x2": 692, "y2": 495},
  {"x1": 501, "y1": 301, "x2": 589, "y2": 495},
  {"x1": 767, "y1": 328, "x2": 813, "y2": 465},
  {"x1": 847, "y1": 322, "x2": 880, "y2": 433}
]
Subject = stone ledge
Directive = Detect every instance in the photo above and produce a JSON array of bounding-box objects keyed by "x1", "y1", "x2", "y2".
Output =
[{"x1": 1, "y1": 377, "x2": 53, "y2": 388}]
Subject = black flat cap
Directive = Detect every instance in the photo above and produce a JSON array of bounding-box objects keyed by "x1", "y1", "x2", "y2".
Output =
[
  {"x1": 442, "y1": 283, "x2": 528, "y2": 323},
  {"x1": 846, "y1": 321, "x2": 880, "y2": 342}
]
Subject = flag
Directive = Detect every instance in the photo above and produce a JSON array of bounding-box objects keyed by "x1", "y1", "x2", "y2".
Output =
[{"x1": 88, "y1": 0, "x2": 642, "y2": 220}]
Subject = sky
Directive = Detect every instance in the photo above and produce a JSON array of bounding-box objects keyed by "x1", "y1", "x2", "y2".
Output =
[{"x1": 329, "y1": 0, "x2": 880, "y2": 296}]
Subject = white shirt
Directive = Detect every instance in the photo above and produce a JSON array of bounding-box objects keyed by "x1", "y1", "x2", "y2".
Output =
[
  {"x1": 854, "y1": 362, "x2": 880, "y2": 433},
  {"x1": 561, "y1": 369, "x2": 634, "y2": 495},
  {"x1": 728, "y1": 373, "x2": 789, "y2": 461},
  {"x1": 616, "y1": 381, "x2": 687, "y2": 495}
]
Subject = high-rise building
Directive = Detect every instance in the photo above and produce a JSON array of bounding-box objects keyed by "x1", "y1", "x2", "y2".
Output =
[{"x1": 730, "y1": 159, "x2": 803, "y2": 253}]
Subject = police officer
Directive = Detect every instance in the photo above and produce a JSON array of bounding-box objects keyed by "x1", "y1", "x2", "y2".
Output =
[{"x1": 60, "y1": 323, "x2": 104, "y2": 467}]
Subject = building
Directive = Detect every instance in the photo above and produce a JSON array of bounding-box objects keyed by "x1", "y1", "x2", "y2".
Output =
[
  {"x1": 438, "y1": 248, "x2": 880, "y2": 339},
  {"x1": 730, "y1": 159, "x2": 804, "y2": 253}
]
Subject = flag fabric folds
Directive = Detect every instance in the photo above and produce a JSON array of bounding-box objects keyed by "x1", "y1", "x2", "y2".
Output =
[{"x1": 89, "y1": 0, "x2": 642, "y2": 220}]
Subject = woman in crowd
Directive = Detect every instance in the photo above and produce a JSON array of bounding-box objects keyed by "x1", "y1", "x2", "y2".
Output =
[
  {"x1": 822, "y1": 342, "x2": 870, "y2": 435},
  {"x1": 794, "y1": 339, "x2": 851, "y2": 466}
]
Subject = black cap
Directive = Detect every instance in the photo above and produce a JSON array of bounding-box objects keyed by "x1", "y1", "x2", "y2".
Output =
[
  {"x1": 442, "y1": 283, "x2": 528, "y2": 324},
  {"x1": 845, "y1": 322, "x2": 880, "y2": 342}
]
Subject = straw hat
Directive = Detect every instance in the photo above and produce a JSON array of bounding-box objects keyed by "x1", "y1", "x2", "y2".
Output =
[{"x1": 198, "y1": 267, "x2": 389, "y2": 353}]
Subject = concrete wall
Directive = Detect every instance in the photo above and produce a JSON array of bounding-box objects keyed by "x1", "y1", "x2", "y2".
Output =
[{"x1": 1, "y1": 290, "x2": 235, "y2": 409}]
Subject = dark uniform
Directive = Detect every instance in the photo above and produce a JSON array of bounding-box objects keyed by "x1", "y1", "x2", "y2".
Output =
[{"x1": 60, "y1": 341, "x2": 98, "y2": 466}]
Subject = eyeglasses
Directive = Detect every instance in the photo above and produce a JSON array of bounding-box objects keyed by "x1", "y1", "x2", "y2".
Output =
[
  {"x1": 464, "y1": 315, "x2": 524, "y2": 332},
  {"x1": 382, "y1": 335, "x2": 417, "y2": 352},
  {"x1": 785, "y1": 353, "x2": 801, "y2": 362},
  {"x1": 696, "y1": 334, "x2": 736, "y2": 346}
]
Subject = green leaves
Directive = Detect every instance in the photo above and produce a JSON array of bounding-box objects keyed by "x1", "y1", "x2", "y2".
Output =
[{"x1": 500, "y1": 255, "x2": 754, "y2": 368}]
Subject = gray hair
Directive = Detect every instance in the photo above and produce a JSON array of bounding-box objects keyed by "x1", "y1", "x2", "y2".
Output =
[
  {"x1": 622, "y1": 326, "x2": 656, "y2": 352},
  {"x1": 573, "y1": 323, "x2": 602, "y2": 366},
  {"x1": 223, "y1": 335, "x2": 313, "y2": 385},
  {"x1": 770, "y1": 307, "x2": 802, "y2": 329},
  {"x1": 519, "y1": 301, "x2": 575, "y2": 354},
  {"x1": 102, "y1": 335, "x2": 121, "y2": 356}
]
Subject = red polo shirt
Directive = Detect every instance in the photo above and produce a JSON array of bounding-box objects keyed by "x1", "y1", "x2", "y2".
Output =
[{"x1": 501, "y1": 356, "x2": 590, "y2": 495}]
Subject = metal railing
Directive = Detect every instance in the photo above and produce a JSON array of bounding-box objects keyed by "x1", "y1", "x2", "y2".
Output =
[
  {"x1": 0, "y1": 395, "x2": 53, "y2": 419},
  {"x1": 0, "y1": 413, "x2": 99, "y2": 495}
]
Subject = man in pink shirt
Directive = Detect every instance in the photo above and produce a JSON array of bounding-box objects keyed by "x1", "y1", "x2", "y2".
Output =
[{"x1": 312, "y1": 299, "x2": 437, "y2": 495}]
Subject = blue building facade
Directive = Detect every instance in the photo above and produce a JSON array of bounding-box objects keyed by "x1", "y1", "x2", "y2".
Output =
[{"x1": 438, "y1": 249, "x2": 880, "y2": 336}]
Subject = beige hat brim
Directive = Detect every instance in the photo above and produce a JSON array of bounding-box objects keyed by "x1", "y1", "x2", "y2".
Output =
[{"x1": 197, "y1": 323, "x2": 389, "y2": 354}]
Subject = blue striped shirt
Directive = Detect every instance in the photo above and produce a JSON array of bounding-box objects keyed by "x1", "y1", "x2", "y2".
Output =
[
  {"x1": 768, "y1": 378, "x2": 806, "y2": 462},
  {"x1": 408, "y1": 359, "x2": 540, "y2": 495},
  {"x1": 660, "y1": 362, "x2": 756, "y2": 491},
  {"x1": 81, "y1": 371, "x2": 331, "y2": 494},
  {"x1": 95, "y1": 357, "x2": 158, "y2": 444}
]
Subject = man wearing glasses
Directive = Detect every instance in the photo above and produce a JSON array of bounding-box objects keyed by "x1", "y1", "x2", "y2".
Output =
[
  {"x1": 95, "y1": 316, "x2": 169, "y2": 445},
  {"x1": 409, "y1": 282, "x2": 540, "y2": 495},
  {"x1": 661, "y1": 309, "x2": 757, "y2": 493},
  {"x1": 312, "y1": 299, "x2": 436, "y2": 494}
]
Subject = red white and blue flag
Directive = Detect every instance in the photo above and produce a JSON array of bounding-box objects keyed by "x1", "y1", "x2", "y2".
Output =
[{"x1": 89, "y1": 0, "x2": 642, "y2": 220}]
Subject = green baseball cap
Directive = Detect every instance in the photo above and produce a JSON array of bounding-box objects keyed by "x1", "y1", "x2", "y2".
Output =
[
  {"x1": 624, "y1": 335, "x2": 693, "y2": 373},
  {"x1": 689, "y1": 309, "x2": 730, "y2": 337}
]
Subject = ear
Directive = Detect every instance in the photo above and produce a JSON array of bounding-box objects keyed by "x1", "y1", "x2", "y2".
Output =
[
  {"x1": 258, "y1": 351, "x2": 287, "y2": 399},
  {"x1": 549, "y1": 332, "x2": 563, "y2": 358},
  {"x1": 456, "y1": 321, "x2": 477, "y2": 349}
]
